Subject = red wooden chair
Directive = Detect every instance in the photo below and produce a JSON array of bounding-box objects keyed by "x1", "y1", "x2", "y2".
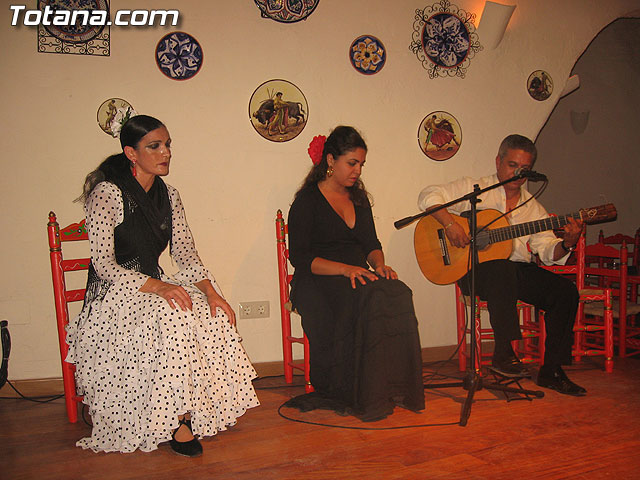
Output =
[
  {"x1": 275, "y1": 210, "x2": 312, "y2": 393},
  {"x1": 47, "y1": 211, "x2": 89, "y2": 423},
  {"x1": 456, "y1": 235, "x2": 614, "y2": 373},
  {"x1": 455, "y1": 285, "x2": 544, "y2": 373},
  {"x1": 540, "y1": 235, "x2": 614, "y2": 370},
  {"x1": 598, "y1": 229, "x2": 639, "y2": 269},
  {"x1": 598, "y1": 228, "x2": 640, "y2": 301},
  {"x1": 584, "y1": 241, "x2": 640, "y2": 358}
]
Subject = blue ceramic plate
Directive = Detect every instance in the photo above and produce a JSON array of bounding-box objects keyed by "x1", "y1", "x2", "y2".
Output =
[
  {"x1": 349, "y1": 35, "x2": 386, "y2": 75},
  {"x1": 156, "y1": 32, "x2": 203, "y2": 81},
  {"x1": 422, "y1": 12, "x2": 470, "y2": 68}
]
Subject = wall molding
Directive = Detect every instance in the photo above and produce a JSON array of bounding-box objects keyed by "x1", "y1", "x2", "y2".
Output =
[{"x1": 0, "y1": 345, "x2": 461, "y2": 398}]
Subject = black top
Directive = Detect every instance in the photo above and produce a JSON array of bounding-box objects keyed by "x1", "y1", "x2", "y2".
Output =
[
  {"x1": 84, "y1": 175, "x2": 171, "y2": 306},
  {"x1": 288, "y1": 184, "x2": 382, "y2": 276}
]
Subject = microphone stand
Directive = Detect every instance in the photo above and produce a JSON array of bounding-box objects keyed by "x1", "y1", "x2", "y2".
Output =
[{"x1": 396, "y1": 173, "x2": 544, "y2": 426}]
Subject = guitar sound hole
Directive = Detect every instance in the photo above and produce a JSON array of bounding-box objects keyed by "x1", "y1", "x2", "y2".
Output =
[{"x1": 475, "y1": 231, "x2": 491, "y2": 250}]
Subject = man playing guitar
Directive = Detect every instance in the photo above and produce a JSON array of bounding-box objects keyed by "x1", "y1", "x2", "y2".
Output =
[{"x1": 418, "y1": 134, "x2": 586, "y2": 396}]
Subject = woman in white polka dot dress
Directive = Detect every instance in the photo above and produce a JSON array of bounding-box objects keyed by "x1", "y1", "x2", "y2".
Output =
[{"x1": 67, "y1": 115, "x2": 259, "y2": 456}]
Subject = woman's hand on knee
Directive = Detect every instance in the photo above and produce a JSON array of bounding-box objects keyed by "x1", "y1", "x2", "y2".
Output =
[
  {"x1": 141, "y1": 278, "x2": 192, "y2": 311},
  {"x1": 374, "y1": 264, "x2": 398, "y2": 280},
  {"x1": 206, "y1": 293, "x2": 236, "y2": 326},
  {"x1": 342, "y1": 265, "x2": 378, "y2": 289}
]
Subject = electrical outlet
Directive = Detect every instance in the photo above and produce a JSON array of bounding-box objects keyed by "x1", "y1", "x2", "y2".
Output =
[{"x1": 238, "y1": 301, "x2": 270, "y2": 319}]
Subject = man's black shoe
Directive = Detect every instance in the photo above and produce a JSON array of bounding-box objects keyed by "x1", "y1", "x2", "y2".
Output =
[
  {"x1": 490, "y1": 355, "x2": 531, "y2": 378},
  {"x1": 536, "y1": 366, "x2": 587, "y2": 396}
]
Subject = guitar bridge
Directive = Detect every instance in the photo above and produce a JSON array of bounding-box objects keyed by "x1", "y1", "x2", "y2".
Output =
[{"x1": 437, "y1": 228, "x2": 451, "y2": 266}]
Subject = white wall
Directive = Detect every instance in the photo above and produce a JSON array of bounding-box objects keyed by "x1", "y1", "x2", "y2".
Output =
[
  {"x1": 536, "y1": 18, "x2": 640, "y2": 243},
  {"x1": 1, "y1": 0, "x2": 638, "y2": 379}
]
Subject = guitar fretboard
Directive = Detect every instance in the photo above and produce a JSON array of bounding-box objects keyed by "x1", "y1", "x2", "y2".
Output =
[{"x1": 480, "y1": 212, "x2": 582, "y2": 245}]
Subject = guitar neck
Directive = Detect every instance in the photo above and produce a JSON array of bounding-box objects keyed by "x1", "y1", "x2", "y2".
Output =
[{"x1": 484, "y1": 211, "x2": 582, "y2": 245}]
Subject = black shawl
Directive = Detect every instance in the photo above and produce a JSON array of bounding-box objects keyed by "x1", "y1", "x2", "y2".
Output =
[{"x1": 84, "y1": 165, "x2": 172, "y2": 304}]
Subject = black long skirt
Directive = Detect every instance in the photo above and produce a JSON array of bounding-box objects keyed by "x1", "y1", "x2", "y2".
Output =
[{"x1": 287, "y1": 275, "x2": 425, "y2": 421}]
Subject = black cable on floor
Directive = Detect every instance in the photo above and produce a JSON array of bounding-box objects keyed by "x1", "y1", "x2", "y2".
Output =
[
  {"x1": 277, "y1": 402, "x2": 459, "y2": 430},
  {"x1": 252, "y1": 374, "x2": 307, "y2": 390},
  {"x1": 81, "y1": 403, "x2": 92, "y2": 427},
  {"x1": 0, "y1": 380, "x2": 64, "y2": 403}
]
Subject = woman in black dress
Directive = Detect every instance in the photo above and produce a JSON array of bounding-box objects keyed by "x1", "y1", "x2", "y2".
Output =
[{"x1": 286, "y1": 126, "x2": 425, "y2": 421}]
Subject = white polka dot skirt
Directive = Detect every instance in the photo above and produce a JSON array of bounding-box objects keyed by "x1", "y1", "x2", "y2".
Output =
[{"x1": 67, "y1": 281, "x2": 260, "y2": 453}]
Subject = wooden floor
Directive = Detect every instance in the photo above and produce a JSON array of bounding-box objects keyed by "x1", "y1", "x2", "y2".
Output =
[{"x1": 2, "y1": 357, "x2": 640, "y2": 480}]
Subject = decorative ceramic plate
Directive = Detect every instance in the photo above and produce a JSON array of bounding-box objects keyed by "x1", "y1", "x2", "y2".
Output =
[
  {"x1": 527, "y1": 70, "x2": 553, "y2": 101},
  {"x1": 39, "y1": 0, "x2": 108, "y2": 43},
  {"x1": 249, "y1": 79, "x2": 308, "y2": 143},
  {"x1": 423, "y1": 13, "x2": 470, "y2": 68},
  {"x1": 155, "y1": 32, "x2": 203, "y2": 80},
  {"x1": 254, "y1": 0, "x2": 319, "y2": 23},
  {"x1": 349, "y1": 35, "x2": 386, "y2": 75},
  {"x1": 97, "y1": 98, "x2": 135, "y2": 136},
  {"x1": 418, "y1": 111, "x2": 462, "y2": 161},
  {"x1": 409, "y1": 1, "x2": 481, "y2": 79}
]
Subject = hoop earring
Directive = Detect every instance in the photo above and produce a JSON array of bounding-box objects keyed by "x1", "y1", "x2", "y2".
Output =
[
  {"x1": 131, "y1": 162, "x2": 137, "y2": 177},
  {"x1": 326, "y1": 166, "x2": 334, "y2": 177}
]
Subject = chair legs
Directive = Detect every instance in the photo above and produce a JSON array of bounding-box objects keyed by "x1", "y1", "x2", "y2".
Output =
[
  {"x1": 61, "y1": 361, "x2": 81, "y2": 423},
  {"x1": 303, "y1": 334, "x2": 312, "y2": 393},
  {"x1": 282, "y1": 328, "x2": 313, "y2": 393},
  {"x1": 455, "y1": 285, "x2": 544, "y2": 373},
  {"x1": 456, "y1": 285, "x2": 614, "y2": 374},
  {"x1": 576, "y1": 289, "x2": 614, "y2": 373}
]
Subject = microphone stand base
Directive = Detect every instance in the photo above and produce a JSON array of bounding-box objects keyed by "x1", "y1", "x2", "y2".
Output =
[{"x1": 424, "y1": 368, "x2": 544, "y2": 427}]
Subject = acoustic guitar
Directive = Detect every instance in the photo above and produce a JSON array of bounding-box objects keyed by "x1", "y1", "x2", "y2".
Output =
[{"x1": 414, "y1": 204, "x2": 617, "y2": 285}]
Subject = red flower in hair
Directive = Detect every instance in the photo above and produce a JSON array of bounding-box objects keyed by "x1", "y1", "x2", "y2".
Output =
[{"x1": 308, "y1": 135, "x2": 326, "y2": 165}]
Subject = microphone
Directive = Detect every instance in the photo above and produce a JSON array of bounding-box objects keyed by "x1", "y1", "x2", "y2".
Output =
[{"x1": 514, "y1": 167, "x2": 547, "y2": 181}]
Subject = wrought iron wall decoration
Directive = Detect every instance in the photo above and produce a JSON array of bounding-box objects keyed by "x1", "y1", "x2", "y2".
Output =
[
  {"x1": 254, "y1": 0, "x2": 319, "y2": 23},
  {"x1": 418, "y1": 111, "x2": 462, "y2": 161},
  {"x1": 527, "y1": 70, "x2": 553, "y2": 101},
  {"x1": 349, "y1": 35, "x2": 386, "y2": 75},
  {"x1": 156, "y1": 32, "x2": 203, "y2": 81},
  {"x1": 409, "y1": 0, "x2": 481, "y2": 79},
  {"x1": 249, "y1": 79, "x2": 308, "y2": 143},
  {"x1": 37, "y1": 0, "x2": 110, "y2": 56}
]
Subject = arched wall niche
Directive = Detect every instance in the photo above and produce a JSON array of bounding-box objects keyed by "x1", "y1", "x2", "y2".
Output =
[{"x1": 535, "y1": 16, "x2": 640, "y2": 242}]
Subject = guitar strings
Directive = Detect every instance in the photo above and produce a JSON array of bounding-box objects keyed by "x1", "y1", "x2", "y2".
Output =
[{"x1": 474, "y1": 180, "x2": 547, "y2": 236}]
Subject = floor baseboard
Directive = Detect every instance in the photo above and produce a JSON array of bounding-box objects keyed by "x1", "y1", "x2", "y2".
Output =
[{"x1": 0, "y1": 345, "x2": 460, "y2": 398}]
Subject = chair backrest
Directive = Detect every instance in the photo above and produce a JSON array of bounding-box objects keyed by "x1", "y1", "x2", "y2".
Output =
[
  {"x1": 584, "y1": 241, "x2": 629, "y2": 304},
  {"x1": 598, "y1": 229, "x2": 639, "y2": 270},
  {"x1": 275, "y1": 209, "x2": 293, "y2": 313},
  {"x1": 47, "y1": 212, "x2": 90, "y2": 361},
  {"x1": 275, "y1": 209, "x2": 312, "y2": 392},
  {"x1": 540, "y1": 234, "x2": 587, "y2": 290},
  {"x1": 598, "y1": 230, "x2": 634, "y2": 245},
  {"x1": 276, "y1": 209, "x2": 295, "y2": 375}
]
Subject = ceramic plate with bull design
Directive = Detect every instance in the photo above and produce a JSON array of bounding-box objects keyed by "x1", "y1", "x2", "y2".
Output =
[
  {"x1": 249, "y1": 79, "x2": 308, "y2": 142},
  {"x1": 527, "y1": 70, "x2": 553, "y2": 101},
  {"x1": 418, "y1": 111, "x2": 462, "y2": 161}
]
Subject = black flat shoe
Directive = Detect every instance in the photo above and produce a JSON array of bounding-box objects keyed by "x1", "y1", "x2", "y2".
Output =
[
  {"x1": 170, "y1": 418, "x2": 203, "y2": 457},
  {"x1": 490, "y1": 354, "x2": 531, "y2": 378},
  {"x1": 536, "y1": 366, "x2": 587, "y2": 396}
]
